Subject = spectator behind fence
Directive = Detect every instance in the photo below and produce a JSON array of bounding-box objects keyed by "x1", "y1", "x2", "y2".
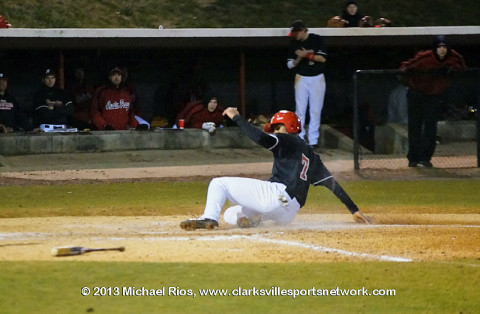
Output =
[
  {"x1": 67, "y1": 66, "x2": 95, "y2": 130},
  {"x1": 399, "y1": 35, "x2": 467, "y2": 168},
  {"x1": 91, "y1": 66, "x2": 141, "y2": 130},
  {"x1": 327, "y1": 1, "x2": 390, "y2": 28},
  {"x1": 341, "y1": 1, "x2": 372, "y2": 27},
  {"x1": 32, "y1": 68, "x2": 73, "y2": 128},
  {"x1": 175, "y1": 90, "x2": 225, "y2": 134},
  {"x1": 0, "y1": 73, "x2": 31, "y2": 133}
]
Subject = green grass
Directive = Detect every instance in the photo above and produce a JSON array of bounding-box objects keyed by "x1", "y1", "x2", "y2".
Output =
[
  {"x1": 1, "y1": 0, "x2": 479, "y2": 28},
  {"x1": 1, "y1": 179, "x2": 479, "y2": 312},
  {"x1": 1, "y1": 179, "x2": 479, "y2": 218},
  {"x1": 0, "y1": 261, "x2": 478, "y2": 313}
]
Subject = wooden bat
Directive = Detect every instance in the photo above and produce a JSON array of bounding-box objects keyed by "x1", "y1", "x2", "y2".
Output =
[{"x1": 51, "y1": 246, "x2": 125, "y2": 256}]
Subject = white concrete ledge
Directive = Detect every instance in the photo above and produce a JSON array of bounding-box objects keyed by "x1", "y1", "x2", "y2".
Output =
[
  {"x1": 2, "y1": 26, "x2": 479, "y2": 38},
  {"x1": 1, "y1": 26, "x2": 479, "y2": 49}
]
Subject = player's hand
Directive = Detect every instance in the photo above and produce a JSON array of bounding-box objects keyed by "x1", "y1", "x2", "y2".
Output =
[
  {"x1": 353, "y1": 211, "x2": 373, "y2": 224},
  {"x1": 295, "y1": 48, "x2": 314, "y2": 58},
  {"x1": 295, "y1": 48, "x2": 307, "y2": 58},
  {"x1": 222, "y1": 107, "x2": 239, "y2": 119}
]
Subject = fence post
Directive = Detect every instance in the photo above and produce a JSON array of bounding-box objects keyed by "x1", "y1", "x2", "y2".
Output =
[
  {"x1": 477, "y1": 107, "x2": 479, "y2": 167},
  {"x1": 477, "y1": 71, "x2": 480, "y2": 167},
  {"x1": 353, "y1": 71, "x2": 360, "y2": 170}
]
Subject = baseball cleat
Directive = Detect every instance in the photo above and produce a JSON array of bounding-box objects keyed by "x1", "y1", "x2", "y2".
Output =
[
  {"x1": 180, "y1": 218, "x2": 218, "y2": 230},
  {"x1": 237, "y1": 215, "x2": 262, "y2": 229}
]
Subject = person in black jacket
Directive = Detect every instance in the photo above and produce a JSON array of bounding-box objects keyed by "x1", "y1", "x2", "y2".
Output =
[
  {"x1": 32, "y1": 68, "x2": 73, "y2": 128},
  {"x1": 0, "y1": 73, "x2": 31, "y2": 132},
  {"x1": 341, "y1": 1, "x2": 376, "y2": 27}
]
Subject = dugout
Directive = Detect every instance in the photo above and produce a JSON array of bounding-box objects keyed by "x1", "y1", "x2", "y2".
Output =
[
  {"x1": 0, "y1": 26, "x2": 479, "y2": 163},
  {"x1": 1, "y1": 27, "x2": 480, "y2": 119}
]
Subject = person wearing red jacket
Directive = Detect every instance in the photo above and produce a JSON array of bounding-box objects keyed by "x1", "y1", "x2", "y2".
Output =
[
  {"x1": 175, "y1": 90, "x2": 224, "y2": 133},
  {"x1": 91, "y1": 67, "x2": 139, "y2": 130},
  {"x1": 399, "y1": 35, "x2": 466, "y2": 168}
]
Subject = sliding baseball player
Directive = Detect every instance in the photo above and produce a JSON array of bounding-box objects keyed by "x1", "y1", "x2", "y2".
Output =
[{"x1": 180, "y1": 108, "x2": 370, "y2": 230}]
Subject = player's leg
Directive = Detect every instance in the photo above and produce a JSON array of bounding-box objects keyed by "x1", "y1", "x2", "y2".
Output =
[
  {"x1": 307, "y1": 74, "x2": 326, "y2": 146},
  {"x1": 223, "y1": 193, "x2": 300, "y2": 227},
  {"x1": 421, "y1": 96, "x2": 441, "y2": 165},
  {"x1": 203, "y1": 177, "x2": 298, "y2": 222},
  {"x1": 406, "y1": 89, "x2": 423, "y2": 165},
  {"x1": 223, "y1": 205, "x2": 260, "y2": 226},
  {"x1": 294, "y1": 74, "x2": 309, "y2": 141}
]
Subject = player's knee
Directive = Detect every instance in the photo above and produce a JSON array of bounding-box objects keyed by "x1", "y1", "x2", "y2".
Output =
[
  {"x1": 208, "y1": 177, "x2": 227, "y2": 191},
  {"x1": 223, "y1": 205, "x2": 243, "y2": 225}
]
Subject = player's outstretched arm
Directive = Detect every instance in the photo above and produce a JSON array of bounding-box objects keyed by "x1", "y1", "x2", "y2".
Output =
[
  {"x1": 316, "y1": 177, "x2": 372, "y2": 224},
  {"x1": 223, "y1": 107, "x2": 277, "y2": 149}
]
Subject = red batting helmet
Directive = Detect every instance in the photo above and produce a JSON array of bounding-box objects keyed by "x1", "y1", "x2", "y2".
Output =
[{"x1": 263, "y1": 110, "x2": 301, "y2": 134}]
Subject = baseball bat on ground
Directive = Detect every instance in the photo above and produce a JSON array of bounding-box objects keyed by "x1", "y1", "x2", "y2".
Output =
[{"x1": 51, "y1": 246, "x2": 125, "y2": 257}]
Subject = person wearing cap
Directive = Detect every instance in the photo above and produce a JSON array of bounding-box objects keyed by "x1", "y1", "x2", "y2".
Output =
[
  {"x1": 174, "y1": 90, "x2": 224, "y2": 133},
  {"x1": 287, "y1": 20, "x2": 327, "y2": 149},
  {"x1": 90, "y1": 66, "x2": 139, "y2": 130},
  {"x1": 399, "y1": 35, "x2": 467, "y2": 168},
  {"x1": 32, "y1": 68, "x2": 73, "y2": 128},
  {"x1": 0, "y1": 73, "x2": 31, "y2": 133}
]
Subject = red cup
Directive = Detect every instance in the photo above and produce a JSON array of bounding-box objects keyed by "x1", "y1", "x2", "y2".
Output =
[{"x1": 178, "y1": 119, "x2": 185, "y2": 129}]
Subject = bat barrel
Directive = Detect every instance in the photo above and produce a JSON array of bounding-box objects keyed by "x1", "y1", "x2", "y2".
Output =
[{"x1": 52, "y1": 246, "x2": 125, "y2": 256}]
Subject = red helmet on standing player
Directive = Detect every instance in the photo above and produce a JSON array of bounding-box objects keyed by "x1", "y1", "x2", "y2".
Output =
[{"x1": 263, "y1": 110, "x2": 301, "y2": 134}]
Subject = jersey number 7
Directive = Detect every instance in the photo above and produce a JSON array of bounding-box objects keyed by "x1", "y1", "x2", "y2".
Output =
[{"x1": 300, "y1": 154, "x2": 310, "y2": 181}]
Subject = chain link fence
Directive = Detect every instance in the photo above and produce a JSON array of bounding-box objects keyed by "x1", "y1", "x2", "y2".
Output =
[{"x1": 352, "y1": 69, "x2": 479, "y2": 170}]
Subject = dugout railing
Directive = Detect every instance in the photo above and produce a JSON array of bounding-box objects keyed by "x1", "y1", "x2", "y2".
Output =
[{"x1": 352, "y1": 68, "x2": 479, "y2": 170}]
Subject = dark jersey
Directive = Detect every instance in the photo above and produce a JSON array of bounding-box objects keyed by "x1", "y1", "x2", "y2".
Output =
[
  {"x1": 287, "y1": 33, "x2": 327, "y2": 77},
  {"x1": 0, "y1": 92, "x2": 31, "y2": 131},
  {"x1": 233, "y1": 114, "x2": 359, "y2": 214},
  {"x1": 233, "y1": 115, "x2": 333, "y2": 207},
  {"x1": 32, "y1": 85, "x2": 73, "y2": 126}
]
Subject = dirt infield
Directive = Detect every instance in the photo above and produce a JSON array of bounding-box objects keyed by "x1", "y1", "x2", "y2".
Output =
[
  {"x1": 1, "y1": 214, "x2": 479, "y2": 264},
  {"x1": 1, "y1": 148, "x2": 479, "y2": 265}
]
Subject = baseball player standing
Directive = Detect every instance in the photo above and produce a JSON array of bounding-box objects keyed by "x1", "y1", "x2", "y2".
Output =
[
  {"x1": 180, "y1": 108, "x2": 370, "y2": 230},
  {"x1": 287, "y1": 20, "x2": 327, "y2": 148}
]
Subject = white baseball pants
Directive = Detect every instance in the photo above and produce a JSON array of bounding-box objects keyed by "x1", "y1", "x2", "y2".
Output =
[
  {"x1": 294, "y1": 73, "x2": 326, "y2": 145},
  {"x1": 201, "y1": 177, "x2": 300, "y2": 225}
]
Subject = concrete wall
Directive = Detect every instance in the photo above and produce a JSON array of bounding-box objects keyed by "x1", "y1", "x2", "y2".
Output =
[
  {"x1": 0, "y1": 128, "x2": 258, "y2": 156},
  {"x1": 374, "y1": 121, "x2": 476, "y2": 154}
]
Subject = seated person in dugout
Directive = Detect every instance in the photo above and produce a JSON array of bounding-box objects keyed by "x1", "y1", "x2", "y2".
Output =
[
  {"x1": 32, "y1": 68, "x2": 74, "y2": 128},
  {"x1": 90, "y1": 66, "x2": 140, "y2": 130},
  {"x1": 174, "y1": 90, "x2": 225, "y2": 133},
  {"x1": 0, "y1": 73, "x2": 31, "y2": 133},
  {"x1": 67, "y1": 65, "x2": 95, "y2": 130}
]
